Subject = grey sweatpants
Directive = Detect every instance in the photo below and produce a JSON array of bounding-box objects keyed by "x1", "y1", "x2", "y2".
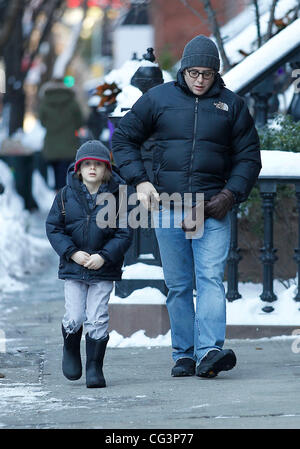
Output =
[{"x1": 62, "y1": 279, "x2": 114, "y2": 340}]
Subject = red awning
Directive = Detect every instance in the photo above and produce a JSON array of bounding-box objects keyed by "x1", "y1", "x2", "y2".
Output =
[{"x1": 67, "y1": 0, "x2": 123, "y2": 8}]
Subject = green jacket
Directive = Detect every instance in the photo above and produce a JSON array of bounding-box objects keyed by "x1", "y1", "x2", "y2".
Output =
[{"x1": 39, "y1": 82, "x2": 83, "y2": 161}]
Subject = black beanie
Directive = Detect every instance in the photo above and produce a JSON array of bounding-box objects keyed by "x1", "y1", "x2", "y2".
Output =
[
  {"x1": 180, "y1": 35, "x2": 220, "y2": 72},
  {"x1": 75, "y1": 140, "x2": 111, "y2": 172}
]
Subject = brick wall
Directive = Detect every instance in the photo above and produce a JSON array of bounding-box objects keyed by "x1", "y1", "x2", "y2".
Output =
[{"x1": 150, "y1": 0, "x2": 246, "y2": 67}]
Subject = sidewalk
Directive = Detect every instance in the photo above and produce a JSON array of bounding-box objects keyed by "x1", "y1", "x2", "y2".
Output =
[{"x1": 0, "y1": 213, "x2": 300, "y2": 429}]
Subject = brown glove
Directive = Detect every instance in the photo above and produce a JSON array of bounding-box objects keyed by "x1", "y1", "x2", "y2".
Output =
[{"x1": 204, "y1": 189, "x2": 235, "y2": 220}]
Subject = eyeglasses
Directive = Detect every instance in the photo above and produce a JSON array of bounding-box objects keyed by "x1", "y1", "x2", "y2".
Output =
[{"x1": 186, "y1": 69, "x2": 215, "y2": 80}]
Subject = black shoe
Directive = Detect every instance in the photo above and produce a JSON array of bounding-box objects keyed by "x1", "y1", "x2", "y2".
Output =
[
  {"x1": 62, "y1": 325, "x2": 82, "y2": 381},
  {"x1": 196, "y1": 349, "x2": 236, "y2": 378},
  {"x1": 171, "y1": 358, "x2": 196, "y2": 377},
  {"x1": 86, "y1": 334, "x2": 109, "y2": 388}
]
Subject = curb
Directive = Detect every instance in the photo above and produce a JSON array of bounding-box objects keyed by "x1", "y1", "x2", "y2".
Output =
[{"x1": 108, "y1": 304, "x2": 299, "y2": 339}]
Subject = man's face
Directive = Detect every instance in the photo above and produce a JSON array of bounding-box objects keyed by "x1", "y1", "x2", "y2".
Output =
[{"x1": 183, "y1": 67, "x2": 216, "y2": 96}]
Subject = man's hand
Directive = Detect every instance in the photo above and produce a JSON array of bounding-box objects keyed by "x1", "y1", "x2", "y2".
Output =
[
  {"x1": 136, "y1": 181, "x2": 160, "y2": 210},
  {"x1": 84, "y1": 254, "x2": 105, "y2": 270},
  {"x1": 71, "y1": 251, "x2": 90, "y2": 266},
  {"x1": 205, "y1": 189, "x2": 235, "y2": 220},
  {"x1": 181, "y1": 202, "x2": 205, "y2": 232}
]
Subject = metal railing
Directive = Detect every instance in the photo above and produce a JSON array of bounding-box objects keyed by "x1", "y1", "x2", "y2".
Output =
[{"x1": 226, "y1": 176, "x2": 300, "y2": 312}]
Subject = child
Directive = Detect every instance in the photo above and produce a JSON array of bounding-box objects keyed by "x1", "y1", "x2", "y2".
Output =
[{"x1": 46, "y1": 140, "x2": 132, "y2": 388}]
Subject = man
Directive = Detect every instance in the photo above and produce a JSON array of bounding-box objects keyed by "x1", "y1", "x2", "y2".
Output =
[{"x1": 112, "y1": 35, "x2": 261, "y2": 378}]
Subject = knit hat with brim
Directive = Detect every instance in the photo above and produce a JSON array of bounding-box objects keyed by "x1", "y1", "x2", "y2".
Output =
[
  {"x1": 75, "y1": 140, "x2": 112, "y2": 172},
  {"x1": 180, "y1": 35, "x2": 220, "y2": 72}
]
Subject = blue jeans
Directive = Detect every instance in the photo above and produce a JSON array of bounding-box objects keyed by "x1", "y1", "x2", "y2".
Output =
[{"x1": 154, "y1": 208, "x2": 231, "y2": 363}]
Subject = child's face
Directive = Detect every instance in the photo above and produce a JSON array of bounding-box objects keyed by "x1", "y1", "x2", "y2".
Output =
[{"x1": 78, "y1": 160, "x2": 106, "y2": 185}]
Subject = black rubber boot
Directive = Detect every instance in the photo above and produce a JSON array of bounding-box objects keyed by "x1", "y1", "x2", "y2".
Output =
[
  {"x1": 86, "y1": 333, "x2": 109, "y2": 388},
  {"x1": 62, "y1": 325, "x2": 82, "y2": 380}
]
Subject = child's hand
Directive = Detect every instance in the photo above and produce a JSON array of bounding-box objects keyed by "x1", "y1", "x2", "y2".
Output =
[
  {"x1": 71, "y1": 251, "x2": 90, "y2": 266},
  {"x1": 84, "y1": 254, "x2": 105, "y2": 270}
]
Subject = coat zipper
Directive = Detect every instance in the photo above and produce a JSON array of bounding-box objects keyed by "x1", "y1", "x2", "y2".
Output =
[
  {"x1": 82, "y1": 213, "x2": 91, "y2": 280},
  {"x1": 189, "y1": 97, "x2": 199, "y2": 192}
]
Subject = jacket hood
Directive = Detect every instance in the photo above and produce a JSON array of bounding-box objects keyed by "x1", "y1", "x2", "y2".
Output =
[
  {"x1": 39, "y1": 81, "x2": 75, "y2": 104},
  {"x1": 176, "y1": 69, "x2": 225, "y2": 98}
]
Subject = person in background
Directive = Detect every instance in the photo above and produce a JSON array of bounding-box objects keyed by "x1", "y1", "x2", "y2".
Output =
[
  {"x1": 86, "y1": 95, "x2": 108, "y2": 142},
  {"x1": 39, "y1": 77, "x2": 83, "y2": 191}
]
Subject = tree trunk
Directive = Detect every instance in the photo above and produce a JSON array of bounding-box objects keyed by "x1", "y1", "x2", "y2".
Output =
[
  {"x1": 3, "y1": 3, "x2": 25, "y2": 135},
  {"x1": 267, "y1": 0, "x2": 278, "y2": 40},
  {"x1": 52, "y1": 0, "x2": 88, "y2": 79},
  {"x1": 253, "y1": 0, "x2": 262, "y2": 48},
  {"x1": 0, "y1": 0, "x2": 23, "y2": 56}
]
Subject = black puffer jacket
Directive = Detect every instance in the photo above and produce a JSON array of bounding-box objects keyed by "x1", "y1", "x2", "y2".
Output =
[
  {"x1": 46, "y1": 166, "x2": 132, "y2": 281},
  {"x1": 112, "y1": 71, "x2": 261, "y2": 203}
]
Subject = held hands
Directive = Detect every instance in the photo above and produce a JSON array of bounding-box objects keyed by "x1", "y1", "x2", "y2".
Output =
[
  {"x1": 71, "y1": 251, "x2": 90, "y2": 266},
  {"x1": 136, "y1": 181, "x2": 160, "y2": 210},
  {"x1": 71, "y1": 251, "x2": 105, "y2": 270}
]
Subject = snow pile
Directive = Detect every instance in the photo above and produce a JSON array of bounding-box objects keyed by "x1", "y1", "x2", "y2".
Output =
[
  {"x1": 110, "y1": 84, "x2": 142, "y2": 117},
  {"x1": 0, "y1": 121, "x2": 46, "y2": 155},
  {"x1": 31, "y1": 170, "x2": 56, "y2": 212},
  {"x1": 17, "y1": 121, "x2": 46, "y2": 153},
  {"x1": 225, "y1": 279, "x2": 300, "y2": 326},
  {"x1": 122, "y1": 262, "x2": 164, "y2": 280},
  {"x1": 260, "y1": 150, "x2": 300, "y2": 177},
  {"x1": 0, "y1": 160, "x2": 52, "y2": 293},
  {"x1": 110, "y1": 285, "x2": 166, "y2": 305},
  {"x1": 108, "y1": 329, "x2": 171, "y2": 348}
]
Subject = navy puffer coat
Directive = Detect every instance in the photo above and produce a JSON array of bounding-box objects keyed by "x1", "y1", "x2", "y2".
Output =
[
  {"x1": 112, "y1": 71, "x2": 261, "y2": 203},
  {"x1": 46, "y1": 166, "x2": 133, "y2": 281}
]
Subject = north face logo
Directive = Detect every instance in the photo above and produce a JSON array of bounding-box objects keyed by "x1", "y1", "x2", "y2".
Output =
[{"x1": 214, "y1": 101, "x2": 229, "y2": 111}]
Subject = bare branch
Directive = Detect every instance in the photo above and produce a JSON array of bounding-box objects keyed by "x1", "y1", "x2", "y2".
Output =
[
  {"x1": 198, "y1": 0, "x2": 231, "y2": 72},
  {"x1": 0, "y1": 0, "x2": 24, "y2": 54},
  {"x1": 267, "y1": 0, "x2": 278, "y2": 40},
  {"x1": 21, "y1": 0, "x2": 65, "y2": 82},
  {"x1": 179, "y1": 0, "x2": 207, "y2": 23},
  {"x1": 52, "y1": 0, "x2": 88, "y2": 78},
  {"x1": 252, "y1": 0, "x2": 262, "y2": 48}
]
